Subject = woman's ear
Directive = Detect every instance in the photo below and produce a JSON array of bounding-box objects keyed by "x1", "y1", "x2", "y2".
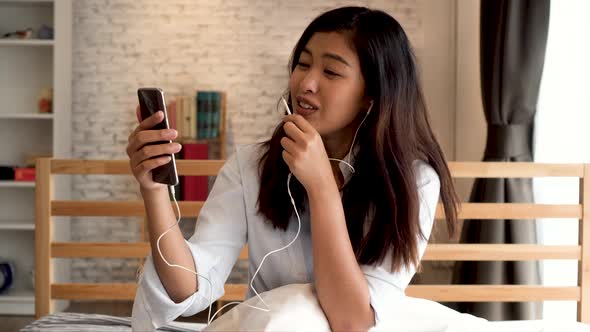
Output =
[
  {"x1": 362, "y1": 99, "x2": 374, "y2": 113},
  {"x1": 362, "y1": 95, "x2": 374, "y2": 107},
  {"x1": 366, "y1": 100, "x2": 374, "y2": 114}
]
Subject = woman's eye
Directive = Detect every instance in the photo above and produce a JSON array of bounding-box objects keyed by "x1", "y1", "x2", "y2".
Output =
[
  {"x1": 324, "y1": 69, "x2": 339, "y2": 76},
  {"x1": 297, "y1": 62, "x2": 310, "y2": 68}
]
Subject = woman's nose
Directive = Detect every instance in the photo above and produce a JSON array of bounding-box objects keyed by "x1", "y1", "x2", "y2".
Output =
[{"x1": 299, "y1": 70, "x2": 319, "y2": 93}]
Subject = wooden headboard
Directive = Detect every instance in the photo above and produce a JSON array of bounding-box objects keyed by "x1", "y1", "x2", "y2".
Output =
[{"x1": 35, "y1": 158, "x2": 590, "y2": 322}]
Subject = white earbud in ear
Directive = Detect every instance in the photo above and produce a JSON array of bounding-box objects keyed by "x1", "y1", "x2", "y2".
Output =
[{"x1": 367, "y1": 100, "x2": 374, "y2": 114}]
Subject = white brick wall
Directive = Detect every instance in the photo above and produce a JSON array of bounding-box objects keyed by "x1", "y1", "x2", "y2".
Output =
[{"x1": 70, "y1": 0, "x2": 423, "y2": 282}]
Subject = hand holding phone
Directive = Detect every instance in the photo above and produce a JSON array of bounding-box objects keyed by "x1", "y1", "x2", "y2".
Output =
[{"x1": 126, "y1": 88, "x2": 180, "y2": 190}]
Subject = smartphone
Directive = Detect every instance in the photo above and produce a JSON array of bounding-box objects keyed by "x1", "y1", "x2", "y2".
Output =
[{"x1": 137, "y1": 87, "x2": 179, "y2": 186}]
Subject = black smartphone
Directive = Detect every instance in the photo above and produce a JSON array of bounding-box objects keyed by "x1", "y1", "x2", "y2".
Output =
[{"x1": 137, "y1": 87, "x2": 179, "y2": 186}]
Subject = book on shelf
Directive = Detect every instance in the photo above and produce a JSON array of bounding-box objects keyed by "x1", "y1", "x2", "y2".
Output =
[
  {"x1": 196, "y1": 91, "x2": 206, "y2": 140},
  {"x1": 211, "y1": 92, "x2": 221, "y2": 138},
  {"x1": 169, "y1": 90, "x2": 224, "y2": 142},
  {"x1": 14, "y1": 168, "x2": 35, "y2": 181},
  {"x1": 179, "y1": 142, "x2": 209, "y2": 201},
  {"x1": 167, "y1": 99, "x2": 176, "y2": 131}
]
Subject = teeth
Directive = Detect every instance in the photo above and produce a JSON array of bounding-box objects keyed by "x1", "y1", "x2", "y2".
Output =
[{"x1": 298, "y1": 101, "x2": 315, "y2": 110}]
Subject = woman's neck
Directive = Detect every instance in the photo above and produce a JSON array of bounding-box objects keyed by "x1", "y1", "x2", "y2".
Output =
[
  {"x1": 322, "y1": 121, "x2": 359, "y2": 160},
  {"x1": 323, "y1": 134, "x2": 353, "y2": 160},
  {"x1": 323, "y1": 129, "x2": 357, "y2": 191}
]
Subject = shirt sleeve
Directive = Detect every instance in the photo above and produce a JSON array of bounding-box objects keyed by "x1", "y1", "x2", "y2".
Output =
[
  {"x1": 131, "y1": 149, "x2": 248, "y2": 331},
  {"x1": 360, "y1": 162, "x2": 440, "y2": 325}
]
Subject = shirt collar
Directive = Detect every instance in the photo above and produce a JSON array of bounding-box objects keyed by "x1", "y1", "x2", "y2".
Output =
[{"x1": 338, "y1": 145, "x2": 360, "y2": 185}]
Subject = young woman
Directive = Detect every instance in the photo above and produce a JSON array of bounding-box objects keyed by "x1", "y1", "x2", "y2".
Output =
[{"x1": 127, "y1": 6, "x2": 458, "y2": 332}]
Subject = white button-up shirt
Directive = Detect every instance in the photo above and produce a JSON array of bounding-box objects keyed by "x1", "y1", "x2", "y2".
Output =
[{"x1": 131, "y1": 143, "x2": 440, "y2": 331}]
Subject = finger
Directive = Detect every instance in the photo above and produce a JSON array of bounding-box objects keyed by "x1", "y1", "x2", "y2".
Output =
[
  {"x1": 127, "y1": 135, "x2": 182, "y2": 160},
  {"x1": 282, "y1": 150, "x2": 294, "y2": 169},
  {"x1": 138, "y1": 110, "x2": 165, "y2": 130},
  {"x1": 130, "y1": 140, "x2": 181, "y2": 167},
  {"x1": 280, "y1": 136, "x2": 297, "y2": 155},
  {"x1": 134, "y1": 155, "x2": 173, "y2": 176},
  {"x1": 284, "y1": 114, "x2": 314, "y2": 134},
  {"x1": 129, "y1": 110, "x2": 165, "y2": 142},
  {"x1": 128, "y1": 128, "x2": 177, "y2": 156},
  {"x1": 283, "y1": 121, "x2": 306, "y2": 143},
  {"x1": 136, "y1": 105, "x2": 141, "y2": 123}
]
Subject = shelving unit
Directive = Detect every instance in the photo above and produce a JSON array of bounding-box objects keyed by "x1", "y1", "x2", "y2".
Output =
[
  {"x1": 0, "y1": 39, "x2": 54, "y2": 46},
  {"x1": 0, "y1": 113, "x2": 54, "y2": 119},
  {"x1": 0, "y1": 0, "x2": 72, "y2": 315},
  {"x1": 0, "y1": 181, "x2": 36, "y2": 188}
]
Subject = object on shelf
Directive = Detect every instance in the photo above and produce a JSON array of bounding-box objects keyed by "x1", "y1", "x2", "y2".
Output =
[
  {"x1": 173, "y1": 90, "x2": 224, "y2": 141},
  {"x1": 0, "y1": 259, "x2": 14, "y2": 294},
  {"x1": 2, "y1": 27, "x2": 33, "y2": 39},
  {"x1": 14, "y1": 167, "x2": 35, "y2": 182},
  {"x1": 180, "y1": 143, "x2": 209, "y2": 201},
  {"x1": 38, "y1": 88, "x2": 53, "y2": 113},
  {"x1": 0, "y1": 166, "x2": 15, "y2": 180},
  {"x1": 37, "y1": 24, "x2": 53, "y2": 40}
]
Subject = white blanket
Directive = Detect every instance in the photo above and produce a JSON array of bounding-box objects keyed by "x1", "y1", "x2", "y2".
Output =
[{"x1": 204, "y1": 283, "x2": 590, "y2": 332}]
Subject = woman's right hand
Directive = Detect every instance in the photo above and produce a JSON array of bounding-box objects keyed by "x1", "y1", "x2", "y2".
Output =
[{"x1": 126, "y1": 105, "x2": 182, "y2": 191}]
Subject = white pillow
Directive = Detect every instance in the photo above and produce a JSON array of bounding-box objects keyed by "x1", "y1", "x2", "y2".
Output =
[
  {"x1": 203, "y1": 283, "x2": 330, "y2": 332},
  {"x1": 203, "y1": 283, "x2": 489, "y2": 332},
  {"x1": 372, "y1": 296, "x2": 487, "y2": 332}
]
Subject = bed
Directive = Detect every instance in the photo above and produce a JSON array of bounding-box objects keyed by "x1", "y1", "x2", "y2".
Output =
[{"x1": 25, "y1": 158, "x2": 590, "y2": 331}]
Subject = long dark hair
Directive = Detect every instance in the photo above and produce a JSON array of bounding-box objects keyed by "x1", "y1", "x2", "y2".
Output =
[{"x1": 257, "y1": 7, "x2": 459, "y2": 271}]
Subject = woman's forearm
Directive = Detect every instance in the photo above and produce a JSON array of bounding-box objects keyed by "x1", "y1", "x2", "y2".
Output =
[
  {"x1": 141, "y1": 186, "x2": 197, "y2": 303},
  {"x1": 307, "y1": 181, "x2": 375, "y2": 331}
]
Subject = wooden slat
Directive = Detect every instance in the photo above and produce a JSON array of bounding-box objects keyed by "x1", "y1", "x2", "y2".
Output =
[
  {"x1": 51, "y1": 242, "x2": 249, "y2": 260},
  {"x1": 435, "y1": 203, "x2": 582, "y2": 219},
  {"x1": 51, "y1": 283, "x2": 248, "y2": 301},
  {"x1": 406, "y1": 285, "x2": 580, "y2": 302},
  {"x1": 50, "y1": 283, "x2": 579, "y2": 303},
  {"x1": 51, "y1": 200, "x2": 203, "y2": 217},
  {"x1": 50, "y1": 201, "x2": 582, "y2": 220},
  {"x1": 52, "y1": 283, "x2": 136, "y2": 300},
  {"x1": 221, "y1": 284, "x2": 248, "y2": 302},
  {"x1": 239, "y1": 246, "x2": 248, "y2": 260},
  {"x1": 50, "y1": 159, "x2": 224, "y2": 176},
  {"x1": 449, "y1": 162, "x2": 584, "y2": 178},
  {"x1": 579, "y1": 165, "x2": 590, "y2": 323},
  {"x1": 49, "y1": 160, "x2": 584, "y2": 178},
  {"x1": 422, "y1": 244, "x2": 580, "y2": 261},
  {"x1": 47, "y1": 243, "x2": 249, "y2": 260},
  {"x1": 35, "y1": 158, "x2": 53, "y2": 319},
  {"x1": 178, "y1": 160, "x2": 225, "y2": 176},
  {"x1": 52, "y1": 243, "x2": 150, "y2": 258}
]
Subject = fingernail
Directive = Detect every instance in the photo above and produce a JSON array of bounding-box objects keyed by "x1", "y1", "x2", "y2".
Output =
[{"x1": 175, "y1": 143, "x2": 182, "y2": 151}]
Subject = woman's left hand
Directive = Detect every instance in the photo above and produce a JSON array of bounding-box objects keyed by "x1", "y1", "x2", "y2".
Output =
[{"x1": 280, "y1": 114, "x2": 335, "y2": 192}]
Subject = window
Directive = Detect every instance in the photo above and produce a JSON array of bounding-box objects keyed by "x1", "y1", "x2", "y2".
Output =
[{"x1": 534, "y1": 0, "x2": 590, "y2": 320}]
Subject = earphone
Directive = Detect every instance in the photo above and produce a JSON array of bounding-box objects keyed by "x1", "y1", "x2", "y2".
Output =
[{"x1": 156, "y1": 97, "x2": 374, "y2": 325}]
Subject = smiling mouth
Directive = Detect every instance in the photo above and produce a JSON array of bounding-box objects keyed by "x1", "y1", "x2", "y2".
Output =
[
  {"x1": 297, "y1": 99, "x2": 318, "y2": 110},
  {"x1": 295, "y1": 102, "x2": 318, "y2": 116}
]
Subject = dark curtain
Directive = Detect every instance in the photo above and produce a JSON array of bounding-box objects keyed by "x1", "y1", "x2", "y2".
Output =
[{"x1": 450, "y1": 0, "x2": 550, "y2": 320}]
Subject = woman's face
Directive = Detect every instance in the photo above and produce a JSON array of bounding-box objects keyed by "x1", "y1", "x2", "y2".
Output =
[{"x1": 289, "y1": 32, "x2": 368, "y2": 137}]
